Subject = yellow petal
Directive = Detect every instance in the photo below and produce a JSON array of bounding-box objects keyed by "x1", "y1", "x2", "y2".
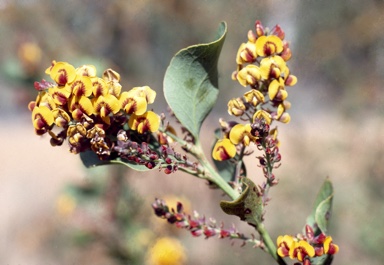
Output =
[
  {"x1": 78, "y1": 96, "x2": 94, "y2": 115},
  {"x1": 229, "y1": 124, "x2": 246, "y2": 145},
  {"x1": 279, "y1": 113, "x2": 291, "y2": 123},
  {"x1": 268, "y1": 79, "x2": 280, "y2": 100}
]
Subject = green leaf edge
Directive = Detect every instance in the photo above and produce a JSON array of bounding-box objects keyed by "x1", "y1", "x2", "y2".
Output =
[
  {"x1": 306, "y1": 178, "x2": 334, "y2": 234},
  {"x1": 163, "y1": 21, "x2": 227, "y2": 139}
]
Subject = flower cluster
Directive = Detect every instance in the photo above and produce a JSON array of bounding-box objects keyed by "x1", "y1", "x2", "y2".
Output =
[
  {"x1": 212, "y1": 21, "x2": 296, "y2": 161},
  {"x1": 147, "y1": 237, "x2": 186, "y2": 265},
  {"x1": 28, "y1": 61, "x2": 160, "y2": 159},
  {"x1": 152, "y1": 199, "x2": 260, "y2": 246},
  {"x1": 277, "y1": 225, "x2": 339, "y2": 265}
]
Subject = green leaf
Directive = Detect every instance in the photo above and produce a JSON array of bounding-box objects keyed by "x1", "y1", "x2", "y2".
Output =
[
  {"x1": 306, "y1": 178, "x2": 334, "y2": 234},
  {"x1": 80, "y1": 151, "x2": 152, "y2": 171},
  {"x1": 163, "y1": 22, "x2": 227, "y2": 139},
  {"x1": 80, "y1": 151, "x2": 111, "y2": 168},
  {"x1": 220, "y1": 177, "x2": 263, "y2": 226},
  {"x1": 310, "y1": 253, "x2": 334, "y2": 265}
]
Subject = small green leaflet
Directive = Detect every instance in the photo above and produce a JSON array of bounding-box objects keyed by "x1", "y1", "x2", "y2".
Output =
[{"x1": 220, "y1": 177, "x2": 263, "y2": 226}]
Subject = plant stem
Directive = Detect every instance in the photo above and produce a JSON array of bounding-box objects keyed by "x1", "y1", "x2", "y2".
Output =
[
  {"x1": 255, "y1": 222, "x2": 287, "y2": 265},
  {"x1": 162, "y1": 128, "x2": 239, "y2": 199},
  {"x1": 194, "y1": 140, "x2": 239, "y2": 200}
]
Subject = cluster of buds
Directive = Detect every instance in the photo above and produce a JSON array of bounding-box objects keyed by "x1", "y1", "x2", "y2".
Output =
[
  {"x1": 212, "y1": 21, "x2": 296, "y2": 161},
  {"x1": 252, "y1": 118, "x2": 281, "y2": 187},
  {"x1": 277, "y1": 225, "x2": 339, "y2": 265},
  {"x1": 115, "y1": 130, "x2": 203, "y2": 175},
  {"x1": 152, "y1": 199, "x2": 260, "y2": 246},
  {"x1": 28, "y1": 61, "x2": 160, "y2": 159}
]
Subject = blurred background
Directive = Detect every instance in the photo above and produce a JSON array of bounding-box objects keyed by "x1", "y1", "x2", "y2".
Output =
[{"x1": 1, "y1": 0, "x2": 384, "y2": 264}]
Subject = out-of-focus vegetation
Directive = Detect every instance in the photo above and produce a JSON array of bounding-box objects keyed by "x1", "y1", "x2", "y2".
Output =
[{"x1": 1, "y1": 0, "x2": 384, "y2": 264}]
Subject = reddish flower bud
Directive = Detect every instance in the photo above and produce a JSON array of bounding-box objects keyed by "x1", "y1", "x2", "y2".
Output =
[
  {"x1": 270, "y1": 24, "x2": 285, "y2": 40},
  {"x1": 255, "y1": 20, "x2": 264, "y2": 36},
  {"x1": 220, "y1": 229, "x2": 231, "y2": 238},
  {"x1": 247, "y1": 30, "x2": 257, "y2": 43},
  {"x1": 189, "y1": 220, "x2": 200, "y2": 229},
  {"x1": 203, "y1": 227, "x2": 216, "y2": 238},
  {"x1": 305, "y1": 225, "x2": 314, "y2": 240}
]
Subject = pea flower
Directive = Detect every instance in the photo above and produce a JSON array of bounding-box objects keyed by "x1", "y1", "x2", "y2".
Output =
[
  {"x1": 212, "y1": 138, "x2": 236, "y2": 161},
  {"x1": 128, "y1": 111, "x2": 160, "y2": 134}
]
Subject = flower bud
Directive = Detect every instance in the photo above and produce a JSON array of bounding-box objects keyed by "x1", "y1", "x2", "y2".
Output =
[
  {"x1": 270, "y1": 24, "x2": 285, "y2": 40},
  {"x1": 255, "y1": 20, "x2": 264, "y2": 36}
]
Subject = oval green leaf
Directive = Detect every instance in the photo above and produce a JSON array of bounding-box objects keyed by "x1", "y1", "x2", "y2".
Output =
[
  {"x1": 306, "y1": 178, "x2": 334, "y2": 235},
  {"x1": 163, "y1": 22, "x2": 227, "y2": 139}
]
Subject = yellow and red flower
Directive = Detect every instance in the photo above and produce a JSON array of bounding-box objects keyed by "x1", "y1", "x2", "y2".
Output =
[
  {"x1": 66, "y1": 75, "x2": 93, "y2": 98},
  {"x1": 31, "y1": 105, "x2": 54, "y2": 133},
  {"x1": 236, "y1": 42, "x2": 257, "y2": 64},
  {"x1": 212, "y1": 138, "x2": 236, "y2": 161},
  {"x1": 277, "y1": 235, "x2": 295, "y2": 258},
  {"x1": 323, "y1": 236, "x2": 339, "y2": 255},
  {"x1": 255, "y1": 35, "x2": 283, "y2": 57},
  {"x1": 290, "y1": 240, "x2": 315, "y2": 262},
  {"x1": 68, "y1": 95, "x2": 94, "y2": 121},
  {"x1": 236, "y1": 64, "x2": 262, "y2": 87},
  {"x1": 120, "y1": 92, "x2": 148, "y2": 115},
  {"x1": 128, "y1": 111, "x2": 160, "y2": 134},
  {"x1": 49, "y1": 61, "x2": 77, "y2": 86},
  {"x1": 92, "y1": 78, "x2": 109, "y2": 97},
  {"x1": 92, "y1": 94, "x2": 120, "y2": 124}
]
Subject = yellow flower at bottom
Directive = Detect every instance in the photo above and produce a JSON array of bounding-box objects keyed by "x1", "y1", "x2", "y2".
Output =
[
  {"x1": 212, "y1": 138, "x2": 236, "y2": 161},
  {"x1": 277, "y1": 235, "x2": 295, "y2": 258},
  {"x1": 147, "y1": 237, "x2": 186, "y2": 265},
  {"x1": 128, "y1": 111, "x2": 160, "y2": 133},
  {"x1": 289, "y1": 240, "x2": 315, "y2": 262}
]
